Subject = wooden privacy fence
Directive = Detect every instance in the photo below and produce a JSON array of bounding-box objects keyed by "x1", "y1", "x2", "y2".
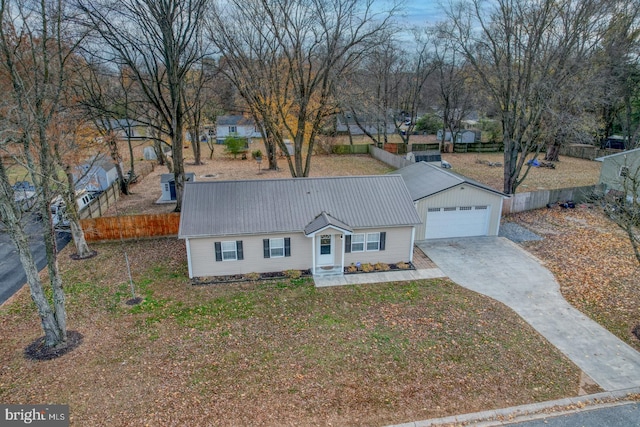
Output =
[
  {"x1": 559, "y1": 144, "x2": 620, "y2": 161},
  {"x1": 79, "y1": 181, "x2": 120, "y2": 219},
  {"x1": 80, "y1": 213, "x2": 181, "y2": 242}
]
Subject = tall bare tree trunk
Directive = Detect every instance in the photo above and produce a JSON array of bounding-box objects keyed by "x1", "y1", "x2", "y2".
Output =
[
  {"x1": 0, "y1": 163, "x2": 65, "y2": 347},
  {"x1": 64, "y1": 171, "x2": 93, "y2": 258}
]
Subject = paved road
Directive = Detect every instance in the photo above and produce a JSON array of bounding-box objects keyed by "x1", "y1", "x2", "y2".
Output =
[
  {"x1": 506, "y1": 402, "x2": 640, "y2": 426},
  {"x1": 417, "y1": 236, "x2": 640, "y2": 391},
  {"x1": 0, "y1": 215, "x2": 71, "y2": 305}
]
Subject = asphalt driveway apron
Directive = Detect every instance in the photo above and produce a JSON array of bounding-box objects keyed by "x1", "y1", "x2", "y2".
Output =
[{"x1": 417, "y1": 236, "x2": 640, "y2": 391}]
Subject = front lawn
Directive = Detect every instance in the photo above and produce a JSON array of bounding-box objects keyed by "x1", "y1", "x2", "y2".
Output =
[{"x1": 0, "y1": 239, "x2": 580, "y2": 426}]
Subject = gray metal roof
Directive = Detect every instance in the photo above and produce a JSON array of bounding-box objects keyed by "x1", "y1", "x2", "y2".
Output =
[
  {"x1": 394, "y1": 161, "x2": 507, "y2": 201},
  {"x1": 178, "y1": 175, "x2": 421, "y2": 238},
  {"x1": 161, "y1": 173, "x2": 196, "y2": 184},
  {"x1": 216, "y1": 115, "x2": 255, "y2": 126},
  {"x1": 304, "y1": 211, "x2": 354, "y2": 236}
]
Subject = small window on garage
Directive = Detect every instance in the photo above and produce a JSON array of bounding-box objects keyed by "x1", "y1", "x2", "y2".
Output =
[
  {"x1": 620, "y1": 166, "x2": 629, "y2": 178},
  {"x1": 475, "y1": 206, "x2": 488, "y2": 210},
  {"x1": 444, "y1": 207, "x2": 457, "y2": 212},
  {"x1": 460, "y1": 206, "x2": 472, "y2": 211},
  {"x1": 428, "y1": 207, "x2": 441, "y2": 212}
]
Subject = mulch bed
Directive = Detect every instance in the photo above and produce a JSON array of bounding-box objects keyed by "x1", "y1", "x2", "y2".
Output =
[
  {"x1": 191, "y1": 269, "x2": 313, "y2": 285},
  {"x1": 24, "y1": 330, "x2": 84, "y2": 361}
]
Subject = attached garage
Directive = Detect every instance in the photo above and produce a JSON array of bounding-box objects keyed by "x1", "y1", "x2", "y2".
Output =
[{"x1": 394, "y1": 162, "x2": 508, "y2": 240}]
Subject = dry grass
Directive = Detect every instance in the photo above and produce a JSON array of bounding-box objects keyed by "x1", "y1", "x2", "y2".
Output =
[
  {"x1": 0, "y1": 238, "x2": 580, "y2": 426},
  {"x1": 442, "y1": 153, "x2": 601, "y2": 193}
]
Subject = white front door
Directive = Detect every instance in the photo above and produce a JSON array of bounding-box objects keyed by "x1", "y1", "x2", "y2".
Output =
[{"x1": 317, "y1": 234, "x2": 334, "y2": 266}]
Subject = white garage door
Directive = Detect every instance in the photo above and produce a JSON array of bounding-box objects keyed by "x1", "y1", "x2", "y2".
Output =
[{"x1": 425, "y1": 206, "x2": 490, "y2": 239}]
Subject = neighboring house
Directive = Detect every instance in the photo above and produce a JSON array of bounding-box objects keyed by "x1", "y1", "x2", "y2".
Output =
[
  {"x1": 108, "y1": 119, "x2": 148, "y2": 140},
  {"x1": 160, "y1": 173, "x2": 196, "y2": 202},
  {"x1": 456, "y1": 130, "x2": 481, "y2": 143},
  {"x1": 595, "y1": 147, "x2": 640, "y2": 198},
  {"x1": 394, "y1": 162, "x2": 508, "y2": 239},
  {"x1": 436, "y1": 129, "x2": 481, "y2": 143},
  {"x1": 215, "y1": 115, "x2": 261, "y2": 144},
  {"x1": 178, "y1": 176, "x2": 421, "y2": 279},
  {"x1": 335, "y1": 115, "x2": 396, "y2": 136},
  {"x1": 74, "y1": 155, "x2": 122, "y2": 193}
]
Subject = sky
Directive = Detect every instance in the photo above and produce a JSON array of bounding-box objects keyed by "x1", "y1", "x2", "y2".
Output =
[{"x1": 397, "y1": 0, "x2": 449, "y2": 28}]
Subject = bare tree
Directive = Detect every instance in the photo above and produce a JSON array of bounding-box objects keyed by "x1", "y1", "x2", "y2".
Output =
[
  {"x1": 76, "y1": 62, "x2": 139, "y2": 195},
  {"x1": 207, "y1": 0, "x2": 396, "y2": 177},
  {"x1": 182, "y1": 56, "x2": 220, "y2": 165},
  {"x1": 340, "y1": 33, "x2": 401, "y2": 147},
  {"x1": 77, "y1": 0, "x2": 207, "y2": 210},
  {"x1": 431, "y1": 26, "x2": 475, "y2": 152},
  {"x1": 339, "y1": 30, "x2": 434, "y2": 149},
  {"x1": 445, "y1": 0, "x2": 611, "y2": 194},
  {"x1": 592, "y1": 3, "x2": 640, "y2": 149},
  {"x1": 0, "y1": 0, "x2": 77, "y2": 348}
]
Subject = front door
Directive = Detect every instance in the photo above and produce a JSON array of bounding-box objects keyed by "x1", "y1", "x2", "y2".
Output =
[{"x1": 317, "y1": 234, "x2": 333, "y2": 266}]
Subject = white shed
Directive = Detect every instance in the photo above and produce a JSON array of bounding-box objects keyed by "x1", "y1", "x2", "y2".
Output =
[
  {"x1": 160, "y1": 173, "x2": 196, "y2": 202},
  {"x1": 394, "y1": 162, "x2": 508, "y2": 239}
]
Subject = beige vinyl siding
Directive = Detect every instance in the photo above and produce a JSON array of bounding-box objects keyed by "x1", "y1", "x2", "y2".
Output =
[
  {"x1": 344, "y1": 227, "x2": 414, "y2": 265},
  {"x1": 414, "y1": 185, "x2": 503, "y2": 238},
  {"x1": 187, "y1": 233, "x2": 312, "y2": 277}
]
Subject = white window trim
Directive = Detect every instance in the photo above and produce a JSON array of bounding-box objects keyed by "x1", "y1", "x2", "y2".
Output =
[
  {"x1": 350, "y1": 233, "x2": 365, "y2": 252},
  {"x1": 221, "y1": 241, "x2": 238, "y2": 261},
  {"x1": 366, "y1": 232, "x2": 381, "y2": 251},
  {"x1": 269, "y1": 238, "x2": 285, "y2": 258}
]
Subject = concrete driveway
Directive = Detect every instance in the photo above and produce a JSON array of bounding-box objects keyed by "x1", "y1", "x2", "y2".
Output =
[{"x1": 417, "y1": 236, "x2": 640, "y2": 391}]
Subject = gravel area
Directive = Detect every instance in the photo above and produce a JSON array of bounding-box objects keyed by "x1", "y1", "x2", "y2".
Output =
[{"x1": 499, "y1": 222, "x2": 543, "y2": 242}]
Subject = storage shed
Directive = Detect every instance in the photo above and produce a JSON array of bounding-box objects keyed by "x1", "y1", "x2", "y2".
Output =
[
  {"x1": 160, "y1": 173, "x2": 196, "y2": 202},
  {"x1": 394, "y1": 162, "x2": 508, "y2": 239}
]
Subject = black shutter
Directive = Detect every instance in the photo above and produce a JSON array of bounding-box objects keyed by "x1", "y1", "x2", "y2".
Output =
[
  {"x1": 214, "y1": 242, "x2": 222, "y2": 261},
  {"x1": 284, "y1": 238, "x2": 291, "y2": 257},
  {"x1": 345, "y1": 235, "x2": 351, "y2": 253},
  {"x1": 236, "y1": 241, "x2": 244, "y2": 260},
  {"x1": 379, "y1": 232, "x2": 386, "y2": 250},
  {"x1": 263, "y1": 239, "x2": 270, "y2": 258}
]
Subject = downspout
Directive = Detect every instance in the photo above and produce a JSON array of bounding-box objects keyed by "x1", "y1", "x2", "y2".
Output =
[
  {"x1": 409, "y1": 227, "x2": 415, "y2": 263},
  {"x1": 185, "y1": 238, "x2": 193, "y2": 278},
  {"x1": 340, "y1": 234, "x2": 345, "y2": 275},
  {"x1": 496, "y1": 198, "x2": 506, "y2": 236},
  {"x1": 311, "y1": 235, "x2": 316, "y2": 275}
]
